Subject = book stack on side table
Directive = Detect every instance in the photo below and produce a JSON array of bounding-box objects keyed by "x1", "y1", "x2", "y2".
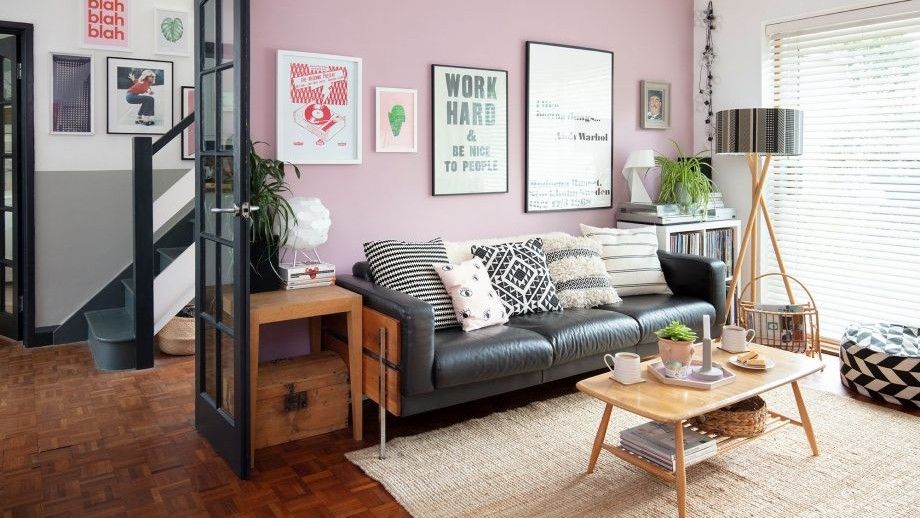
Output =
[
  {"x1": 280, "y1": 262, "x2": 336, "y2": 290},
  {"x1": 620, "y1": 421, "x2": 717, "y2": 471}
]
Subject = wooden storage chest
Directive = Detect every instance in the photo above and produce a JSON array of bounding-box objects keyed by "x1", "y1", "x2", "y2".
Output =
[{"x1": 254, "y1": 351, "x2": 349, "y2": 449}]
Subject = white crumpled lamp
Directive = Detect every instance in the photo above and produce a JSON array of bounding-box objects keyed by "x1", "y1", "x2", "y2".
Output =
[
  {"x1": 282, "y1": 197, "x2": 332, "y2": 263},
  {"x1": 621, "y1": 149, "x2": 656, "y2": 203}
]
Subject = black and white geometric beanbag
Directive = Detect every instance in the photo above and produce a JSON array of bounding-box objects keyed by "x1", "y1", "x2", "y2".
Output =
[{"x1": 839, "y1": 323, "x2": 920, "y2": 408}]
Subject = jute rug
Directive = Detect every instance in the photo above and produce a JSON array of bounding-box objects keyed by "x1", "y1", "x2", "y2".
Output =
[{"x1": 347, "y1": 386, "x2": 920, "y2": 517}]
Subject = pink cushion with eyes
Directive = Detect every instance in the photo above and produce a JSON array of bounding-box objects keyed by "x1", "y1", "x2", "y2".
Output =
[{"x1": 433, "y1": 257, "x2": 509, "y2": 332}]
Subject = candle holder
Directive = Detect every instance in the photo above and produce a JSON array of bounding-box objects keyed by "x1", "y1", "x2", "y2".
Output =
[{"x1": 693, "y1": 337, "x2": 725, "y2": 381}]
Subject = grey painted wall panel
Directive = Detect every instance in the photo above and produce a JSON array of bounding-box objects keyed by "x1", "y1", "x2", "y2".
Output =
[{"x1": 35, "y1": 168, "x2": 190, "y2": 327}]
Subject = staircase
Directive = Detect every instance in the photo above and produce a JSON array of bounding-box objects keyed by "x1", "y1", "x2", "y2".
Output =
[{"x1": 85, "y1": 115, "x2": 196, "y2": 371}]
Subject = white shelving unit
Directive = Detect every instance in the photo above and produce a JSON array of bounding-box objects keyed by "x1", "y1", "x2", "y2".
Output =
[{"x1": 617, "y1": 219, "x2": 741, "y2": 279}]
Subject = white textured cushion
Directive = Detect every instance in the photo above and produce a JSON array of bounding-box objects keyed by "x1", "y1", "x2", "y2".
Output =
[
  {"x1": 580, "y1": 224, "x2": 672, "y2": 296},
  {"x1": 542, "y1": 236, "x2": 621, "y2": 308},
  {"x1": 433, "y1": 258, "x2": 509, "y2": 332},
  {"x1": 444, "y1": 232, "x2": 571, "y2": 263}
]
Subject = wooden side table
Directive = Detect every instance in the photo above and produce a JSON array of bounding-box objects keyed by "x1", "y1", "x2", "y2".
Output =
[{"x1": 249, "y1": 286, "x2": 363, "y2": 467}]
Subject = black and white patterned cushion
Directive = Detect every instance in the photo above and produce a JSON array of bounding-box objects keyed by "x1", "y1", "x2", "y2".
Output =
[
  {"x1": 470, "y1": 238, "x2": 562, "y2": 316},
  {"x1": 363, "y1": 238, "x2": 459, "y2": 330},
  {"x1": 838, "y1": 323, "x2": 920, "y2": 407}
]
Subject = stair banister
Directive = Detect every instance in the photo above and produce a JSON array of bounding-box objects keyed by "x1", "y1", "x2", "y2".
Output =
[{"x1": 132, "y1": 113, "x2": 195, "y2": 370}]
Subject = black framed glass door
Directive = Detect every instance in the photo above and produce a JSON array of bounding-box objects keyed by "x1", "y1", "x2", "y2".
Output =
[
  {"x1": 193, "y1": 0, "x2": 252, "y2": 478},
  {"x1": 0, "y1": 31, "x2": 20, "y2": 339}
]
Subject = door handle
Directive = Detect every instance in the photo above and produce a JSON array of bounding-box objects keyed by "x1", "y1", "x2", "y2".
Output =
[{"x1": 210, "y1": 203, "x2": 260, "y2": 219}]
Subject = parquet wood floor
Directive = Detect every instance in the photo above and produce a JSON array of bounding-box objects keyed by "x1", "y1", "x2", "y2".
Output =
[{"x1": 1, "y1": 338, "x2": 915, "y2": 517}]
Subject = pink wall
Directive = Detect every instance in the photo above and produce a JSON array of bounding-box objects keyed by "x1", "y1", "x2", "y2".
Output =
[{"x1": 251, "y1": 0, "x2": 694, "y2": 270}]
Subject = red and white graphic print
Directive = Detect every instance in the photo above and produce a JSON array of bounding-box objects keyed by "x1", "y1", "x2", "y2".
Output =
[{"x1": 289, "y1": 63, "x2": 349, "y2": 105}]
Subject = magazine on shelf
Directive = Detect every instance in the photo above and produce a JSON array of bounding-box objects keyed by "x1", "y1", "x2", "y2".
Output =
[
  {"x1": 620, "y1": 437, "x2": 717, "y2": 470},
  {"x1": 620, "y1": 421, "x2": 717, "y2": 458}
]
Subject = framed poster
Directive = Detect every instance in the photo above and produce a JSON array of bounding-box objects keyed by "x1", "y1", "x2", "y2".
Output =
[
  {"x1": 525, "y1": 42, "x2": 613, "y2": 212},
  {"x1": 432, "y1": 64, "x2": 508, "y2": 196},
  {"x1": 376, "y1": 87, "x2": 417, "y2": 153},
  {"x1": 641, "y1": 80, "x2": 671, "y2": 129},
  {"x1": 276, "y1": 50, "x2": 362, "y2": 164},
  {"x1": 180, "y1": 86, "x2": 195, "y2": 159},
  {"x1": 154, "y1": 8, "x2": 191, "y2": 57},
  {"x1": 82, "y1": 0, "x2": 132, "y2": 52},
  {"x1": 106, "y1": 57, "x2": 174, "y2": 134},
  {"x1": 50, "y1": 53, "x2": 94, "y2": 135}
]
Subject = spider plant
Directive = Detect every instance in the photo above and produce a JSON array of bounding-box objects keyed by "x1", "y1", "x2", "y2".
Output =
[
  {"x1": 655, "y1": 141, "x2": 714, "y2": 216},
  {"x1": 249, "y1": 141, "x2": 301, "y2": 262}
]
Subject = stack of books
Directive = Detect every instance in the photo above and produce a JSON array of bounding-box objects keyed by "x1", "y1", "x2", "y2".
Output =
[
  {"x1": 280, "y1": 262, "x2": 336, "y2": 290},
  {"x1": 618, "y1": 194, "x2": 735, "y2": 224},
  {"x1": 620, "y1": 421, "x2": 717, "y2": 471}
]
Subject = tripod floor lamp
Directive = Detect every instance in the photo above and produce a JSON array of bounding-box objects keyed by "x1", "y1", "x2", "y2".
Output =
[{"x1": 715, "y1": 108, "x2": 804, "y2": 323}]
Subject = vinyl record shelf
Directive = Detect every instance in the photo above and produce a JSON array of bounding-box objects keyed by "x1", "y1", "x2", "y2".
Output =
[{"x1": 617, "y1": 219, "x2": 741, "y2": 280}]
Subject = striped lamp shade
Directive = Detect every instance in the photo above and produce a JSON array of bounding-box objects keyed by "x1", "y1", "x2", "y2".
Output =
[{"x1": 715, "y1": 108, "x2": 804, "y2": 156}]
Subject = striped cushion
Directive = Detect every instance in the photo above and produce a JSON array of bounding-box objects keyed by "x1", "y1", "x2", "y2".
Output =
[
  {"x1": 363, "y1": 238, "x2": 459, "y2": 330},
  {"x1": 580, "y1": 224, "x2": 672, "y2": 297}
]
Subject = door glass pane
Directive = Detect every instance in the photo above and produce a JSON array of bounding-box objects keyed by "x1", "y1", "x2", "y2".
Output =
[
  {"x1": 220, "y1": 0, "x2": 234, "y2": 65},
  {"x1": 4, "y1": 159, "x2": 12, "y2": 209},
  {"x1": 219, "y1": 67, "x2": 234, "y2": 151},
  {"x1": 204, "y1": 238, "x2": 218, "y2": 318},
  {"x1": 219, "y1": 158, "x2": 234, "y2": 241},
  {"x1": 220, "y1": 330, "x2": 234, "y2": 417},
  {"x1": 202, "y1": 0, "x2": 216, "y2": 69},
  {"x1": 219, "y1": 243, "x2": 234, "y2": 325},
  {"x1": 4, "y1": 266, "x2": 12, "y2": 313},
  {"x1": 200, "y1": 73, "x2": 216, "y2": 152},
  {"x1": 2, "y1": 106, "x2": 10, "y2": 149},
  {"x1": 1, "y1": 52, "x2": 10, "y2": 102},
  {"x1": 201, "y1": 156, "x2": 217, "y2": 235},
  {"x1": 3, "y1": 212, "x2": 11, "y2": 261},
  {"x1": 204, "y1": 321, "x2": 217, "y2": 400}
]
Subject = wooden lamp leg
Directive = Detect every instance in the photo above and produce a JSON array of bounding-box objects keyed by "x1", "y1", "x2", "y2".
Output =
[
  {"x1": 748, "y1": 154, "x2": 759, "y2": 303},
  {"x1": 723, "y1": 154, "x2": 771, "y2": 323}
]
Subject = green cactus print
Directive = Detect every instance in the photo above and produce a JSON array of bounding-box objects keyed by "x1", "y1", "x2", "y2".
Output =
[
  {"x1": 160, "y1": 17, "x2": 185, "y2": 43},
  {"x1": 388, "y1": 104, "x2": 406, "y2": 137}
]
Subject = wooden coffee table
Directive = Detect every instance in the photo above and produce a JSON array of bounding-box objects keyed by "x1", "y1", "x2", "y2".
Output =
[{"x1": 577, "y1": 343, "x2": 824, "y2": 518}]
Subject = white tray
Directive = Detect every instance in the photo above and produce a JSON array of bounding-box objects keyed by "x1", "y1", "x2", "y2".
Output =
[{"x1": 647, "y1": 360, "x2": 736, "y2": 390}]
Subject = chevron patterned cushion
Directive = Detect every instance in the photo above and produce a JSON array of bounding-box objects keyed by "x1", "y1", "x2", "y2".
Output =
[
  {"x1": 839, "y1": 323, "x2": 920, "y2": 408},
  {"x1": 470, "y1": 238, "x2": 562, "y2": 317},
  {"x1": 363, "y1": 238, "x2": 459, "y2": 330}
]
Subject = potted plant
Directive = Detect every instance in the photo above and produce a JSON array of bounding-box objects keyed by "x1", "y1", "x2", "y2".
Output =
[
  {"x1": 249, "y1": 141, "x2": 301, "y2": 293},
  {"x1": 655, "y1": 320, "x2": 698, "y2": 379},
  {"x1": 656, "y1": 141, "x2": 714, "y2": 216}
]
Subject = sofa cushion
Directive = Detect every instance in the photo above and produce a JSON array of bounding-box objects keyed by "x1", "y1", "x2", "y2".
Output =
[
  {"x1": 445, "y1": 232, "x2": 571, "y2": 263},
  {"x1": 471, "y1": 238, "x2": 562, "y2": 316},
  {"x1": 542, "y1": 236, "x2": 621, "y2": 309},
  {"x1": 508, "y1": 308, "x2": 640, "y2": 365},
  {"x1": 433, "y1": 257, "x2": 509, "y2": 332},
  {"x1": 581, "y1": 224, "x2": 672, "y2": 296},
  {"x1": 599, "y1": 295, "x2": 716, "y2": 344},
  {"x1": 433, "y1": 326, "x2": 553, "y2": 388}
]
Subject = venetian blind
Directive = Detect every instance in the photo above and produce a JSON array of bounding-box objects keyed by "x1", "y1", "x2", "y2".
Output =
[{"x1": 765, "y1": 11, "x2": 920, "y2": 340}]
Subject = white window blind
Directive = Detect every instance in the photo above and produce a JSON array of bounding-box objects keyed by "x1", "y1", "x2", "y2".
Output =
[{"x1": 766, "y1": 11, "x2": 920, "y2": 340}]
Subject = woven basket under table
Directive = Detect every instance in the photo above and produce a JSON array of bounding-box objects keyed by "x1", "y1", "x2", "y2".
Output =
[{"x1": 690, "y1": 396, "x2": 766, "y2": 437}]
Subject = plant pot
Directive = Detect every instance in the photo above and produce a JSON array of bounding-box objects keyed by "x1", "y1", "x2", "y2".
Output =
[
  {"x1": 658, "y1": 338, "x2": 696, "y2": 379},
  {"x1": 676, "y1": 184, "x2": 694, "y2": 215},
  {"x1": 250, "y1": 236, "x2": 282, "y2": 293}
]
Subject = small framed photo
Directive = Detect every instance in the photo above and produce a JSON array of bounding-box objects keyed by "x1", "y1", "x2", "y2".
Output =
[
  {"x1": 180, "y1": 86, "x2": 195, "y2": 160},
  {"x1": 154, "y1": 9, "x2": 192, "y2": 57},
  {"x1": 50, "y1": 52, "x2": 94, "y2": 135},
  {"x1": 375, "y1": 87, "x2": 417, "y2": 153},
  {"x1": 641, "y1": 80, "x2": 670, "y2": 129},
  {"x1": 106, "y1": 57, "x2": 174, "y2": 134}
]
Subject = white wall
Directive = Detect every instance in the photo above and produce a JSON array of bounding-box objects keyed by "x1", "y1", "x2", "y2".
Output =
[
  {"x1": 0, "y1": 0, "x2": 194, "y2": 171},
  {"x1": 691, "y1": 0, "x2": 919, "y2": 286},
  {"x1": 0, "y1": 0, "x2": 195, "y2": 328}
]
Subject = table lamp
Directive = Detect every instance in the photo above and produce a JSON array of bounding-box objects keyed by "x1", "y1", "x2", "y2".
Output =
[
  {"x1": 715, "y1": 108, "x2": 804, "y2": 321},
  {"x1": 282, "y1": 197, "x2": 332, "y2": 264},
  {"x1": 621, "y1": 149, "x2": 656, "y2": 203}
]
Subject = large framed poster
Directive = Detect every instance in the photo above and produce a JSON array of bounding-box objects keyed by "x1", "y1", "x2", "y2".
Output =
[
  {"x1": 525, "y1": 42, "x2": 613, "y2": 212},
  {"x1": 106, "y1": 57, "x2": 173, "y2": 135},
  {"x1": 432, "y1": 64, "x2": 508, "y2": 196},
  {"x1": 276, "y1": 50, "x2": 362, "y2": 164}
]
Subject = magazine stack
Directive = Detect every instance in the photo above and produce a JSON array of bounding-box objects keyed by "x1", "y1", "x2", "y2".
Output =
[
  {"x1": 280, "y1": 262, "x2": 336, "y2": 290},
  {"x1": 620, "y1": 421, "x2": 717, "y2": 471}
]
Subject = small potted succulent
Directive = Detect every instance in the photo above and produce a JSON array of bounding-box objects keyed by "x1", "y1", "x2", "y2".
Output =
[{"x1": 655, "y1": 321, "x2": 698, "y2": 379}]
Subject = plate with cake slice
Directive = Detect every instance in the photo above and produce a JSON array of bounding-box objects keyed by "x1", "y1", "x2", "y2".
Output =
[{"x1": 728, "y1": 350, "x2": 776, "y2": 371}]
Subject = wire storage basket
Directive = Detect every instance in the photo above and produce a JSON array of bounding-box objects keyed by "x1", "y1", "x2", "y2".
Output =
[{"x1": 738, "y1": 273, "x2": 821, "y2": 358}]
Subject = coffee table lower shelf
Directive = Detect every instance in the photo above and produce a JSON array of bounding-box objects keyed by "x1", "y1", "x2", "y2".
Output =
[{"x1": 603, "y1": 409, "x2": 803, "y2": 483}]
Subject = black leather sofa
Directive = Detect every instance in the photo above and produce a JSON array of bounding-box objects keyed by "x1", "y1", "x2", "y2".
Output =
[{"x1": 337, "y1": 251, "x2": 726, "y2": 418}]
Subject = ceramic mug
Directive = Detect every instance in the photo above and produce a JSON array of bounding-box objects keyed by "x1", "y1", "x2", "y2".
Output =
[
  {"x1": 722, "y1": 325, "x2": 756, "y2": 353},
  {"x1": 604, "y1": 352, "x2": 641, "y2": 382}
]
